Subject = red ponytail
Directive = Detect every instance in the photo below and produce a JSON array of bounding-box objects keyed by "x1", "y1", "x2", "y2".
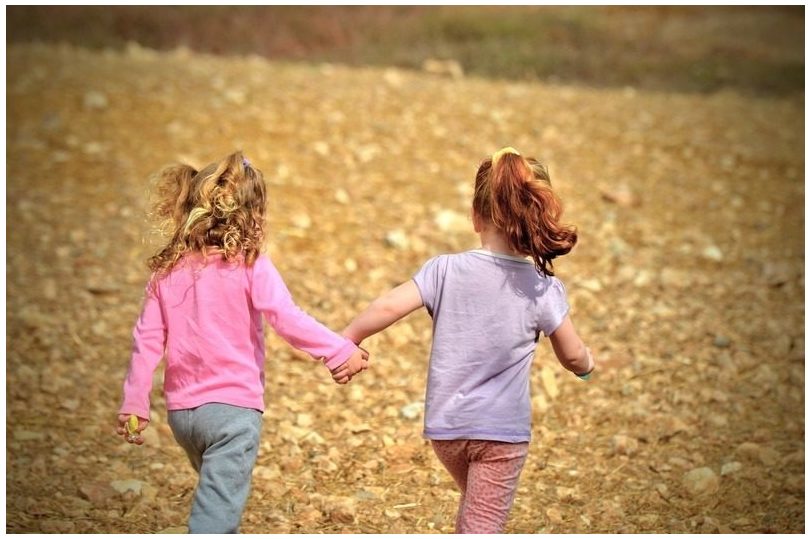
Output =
[{"x1": 472, "y1": 152, "x2": 577, "y2": 276}]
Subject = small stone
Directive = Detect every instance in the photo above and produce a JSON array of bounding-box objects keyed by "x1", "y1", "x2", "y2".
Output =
[
  {"x1": 762, "y1": 261, "x2": 793, "y2": 287},
  {"x1": 713, "y1": 335, "x2": 731, "y2": 348},
  {"x1": 83, "y1": 141, "x2": 104, "y2": 155},
  {"x1": 654, "y1": 483, "x2": 670, "y2": 500},
  {"x1": 255, "y1": 464, "x2": 281, "y2": 481},
  {"x1": 344, "y1": 258, "x2": 358, "y2": 273},
  {"x1": 581, "y1": 278, "x2": 603, "y2": 292},
  {"x1": 702, "y1": 245, "x2": 724, "y2": 261},
  {"x1": 296, "y1": 413, "x2": 313, "y2": 428},
  {"x1": 224, "y1": 88, "x2": 247, "y2": 105},
  {"x1": 736, "y1": 442, "x2": 779, "y2": 465},
  {"x1": 384, "y1": 508, "x2": 401, "y2": 519},
  {"x1": 682, "y1": 467, "x2": 719, "y2": 497},
  {"x1": 632, "y1": 270, "x2": 652, "y2": 287},
  {"x1": 324, "y1": 496, "x2": 356, "y2": 524},
  {"x1": 611, "y1": 434, "x2": 639, "y2": 456},
  {"x1": 383, "y1": 68, "x2": 404, "y2": 87},
  {"x1": 556, "y1": 486, "x2": 579, "y2": 502},
  {"x1": 334, "y1": 188, "x2": 350, "y2": 205},
  {"x1": 384, "y1": 229, "x2": 410, "y2": 250},
  {"x1": 291, "y1": 213, "x2": 311, "y2": 230},
  {"x1": 313, "y1": 141, "x2": 330, "y2": 157},
  {"x1": 546, "y1": 506, "x2": 564, "y2": 525},
  {"x1": 83, "y1": 91, "x2": 108, "y2": 110},
  {"x1": 422, "y1": 58, "x2": 464, "y2": 79},
  {"x1": 78, "y1": 481, "x2": 116, "y2": 505},
  {"x1": 43, "y1": 279, "x2": 58, "y2": 300},
  {"x1": 399, "y1": 401, "x2": 424, "y2": 420},
  {"x1": 532, "y1": 393, "x2": 549, "y2": 413},
  {"x1": 110, "y1": 479, "x2": 144, "y2": 496},
  {"x1": 720, "y1": 461, "x2": 742, "y2": 476},
  {"x1": 91, "y1": 321, "x2": 108, "y2": 337}
]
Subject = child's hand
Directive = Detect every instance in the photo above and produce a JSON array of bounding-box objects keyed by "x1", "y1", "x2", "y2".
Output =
[
  {"x1": 331, "y1": 346, "x2": 369, "y2": 384},
  {"x1": 116, "y1": 414, "x2": 149, "y2": 445}
]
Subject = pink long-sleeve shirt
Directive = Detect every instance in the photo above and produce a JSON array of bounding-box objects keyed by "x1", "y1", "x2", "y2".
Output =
[{"x1": 119, "y1": 253, "x2": 357, "y2": 419}]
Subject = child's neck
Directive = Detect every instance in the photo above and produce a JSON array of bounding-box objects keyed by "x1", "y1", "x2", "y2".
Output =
[{"x1": 478, "y1": 227, "x2": 523, "y2": 258}]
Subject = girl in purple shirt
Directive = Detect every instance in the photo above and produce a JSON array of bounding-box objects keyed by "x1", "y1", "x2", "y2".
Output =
[
  {"x1": 338, "y1": 147, "x2": 595, "y2": 533},
  {"x1": 115, "y1": 151, "x2": 368, "y2": 533}
]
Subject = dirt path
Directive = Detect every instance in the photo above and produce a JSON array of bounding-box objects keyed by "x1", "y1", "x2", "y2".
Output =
[{"x1": 6, "y1": 43, "x2": 804, "y2": 533}]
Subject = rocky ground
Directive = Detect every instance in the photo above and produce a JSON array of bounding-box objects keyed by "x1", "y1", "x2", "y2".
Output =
[{"x1": 6, "y1": 43, "x2": 804, "y2": 533}]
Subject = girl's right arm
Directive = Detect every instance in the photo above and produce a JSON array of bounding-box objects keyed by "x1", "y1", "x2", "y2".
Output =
[
  {"x1": 548, "y1": 315, "x2": 594, "y2": 377},
  {"x1": 251, "y1": 256, "x2": 361, "y2": 372},
  {"x1": 342, "y1": 280, "x2": 424, "y2": 345}
]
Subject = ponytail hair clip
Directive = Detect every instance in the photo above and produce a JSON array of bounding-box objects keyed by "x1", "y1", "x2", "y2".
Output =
[
  {"x1": 242, "y1": 157, "x2": 251, "y2": 168},
  {"x1": 491, "y1": 146, "x2": 520, "y2": 166}
]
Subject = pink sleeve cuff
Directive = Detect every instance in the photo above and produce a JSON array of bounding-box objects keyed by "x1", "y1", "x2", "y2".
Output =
[{"x1": 323, "y1": 339, "x2": 358, "y2": 370}]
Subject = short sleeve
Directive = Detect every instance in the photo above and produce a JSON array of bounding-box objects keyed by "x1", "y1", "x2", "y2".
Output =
[
  {"x1": 537, "y1": 277, "x2": 570, "y2": 338},
  {"x1": 412, "y1": 255, "x2": 445, "y2": 315}
]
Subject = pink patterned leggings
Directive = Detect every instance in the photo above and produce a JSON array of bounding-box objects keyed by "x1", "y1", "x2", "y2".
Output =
[{"x1": 431, "y1": 439, "x2": 530, "y2": 534}]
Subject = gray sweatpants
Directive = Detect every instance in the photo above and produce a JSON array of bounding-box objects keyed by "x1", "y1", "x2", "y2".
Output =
[{"x1": 168, "y1": 403, "x2": 262, "y2": 534}]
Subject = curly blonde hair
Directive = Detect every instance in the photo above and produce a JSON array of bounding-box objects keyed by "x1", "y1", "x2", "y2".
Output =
[{"x1": 148, "y1": 151, "x2": 267, "y2": 277}]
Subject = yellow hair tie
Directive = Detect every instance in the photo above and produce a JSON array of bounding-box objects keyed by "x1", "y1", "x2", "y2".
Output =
[{"x1": 492, "y1": 147, "x2": 520, "y2": 166}]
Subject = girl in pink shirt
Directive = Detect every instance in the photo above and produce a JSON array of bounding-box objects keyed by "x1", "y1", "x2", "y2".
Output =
[
  {"x1": 115, "y1": 151, "x2": 368, "y2": 533},
  {"x1": 336, "y1": 148, "x2": 594, "y2": 533}
]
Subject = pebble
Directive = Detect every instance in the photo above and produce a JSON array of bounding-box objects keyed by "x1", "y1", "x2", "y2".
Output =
[
  {"x1": 384, "y1": 229, "x2": 410, "y2": 250},
  {"x1": 334, "y1": 188, "x2": 350, "y2": 205},
  {"x1": 702, "y1": 245, "x2": 724, "y2": 261},
  {"x1": 735, "y1": 442, "x2": 779, "y2": 465},
  {"x1": 83, "y1": 91, "x2": 108, "y2": 110},
  {"x1": 545, "y1": 506, "x2": 564, "y2": 525},
  {"x1": 344, "y1": 258, "x2": 358, "y2": 273},
  {"x1": 291, "y1": 213, "x2": 312, "y2": 230},
  {"x1": 78, "y1": 481, "x2": 116, "y2": 505},
  {"x1": 110, "y1": 479, "x2": 144, "y2": 495},
  {"x1": 581, "y1": 278, "x2": 603, "y2": 292},
  {"x1": 713, "y1": 335, "x2": 731, "y2": 348},
  {"x1": 762, "y1": 261, "x2": 793, "y2": 286},
  {"x1": 720, "y1": 461, "x2": 742, "y2": 476},
  {"x1": 399, "y1": 401, "x2": 424, "y2": 420},
  {"x1": 611, "y1": 434, "x2": 639, "y2": 457},
  {"x1": 313, "y1": 141, "x2": 330, "y2": 157},
  {"x1": 42, "y1": 279, "x2": 58, "y2": 300},
  {"x1": 682, "y1": 467, "x2": 720, "y2": 496},
  {"x1": 422, "y1": 58, "x2": 464, "y2": 79}
]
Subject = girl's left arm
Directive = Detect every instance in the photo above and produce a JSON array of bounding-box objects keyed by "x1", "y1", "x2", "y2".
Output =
[
  {"x1": 118, "y1": 287, "x2": 166, "y2": 441},
  {"x1": 342, "y1": 280, "x2": 424, "y2": 345}
]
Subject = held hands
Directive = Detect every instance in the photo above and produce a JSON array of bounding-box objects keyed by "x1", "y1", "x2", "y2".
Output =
[
  {"x1": 330, "y1": 345, "x2": 370, "y2": 384},
  {"x1": 116, "y1": 414, "x2": 149, "y2": 445}
]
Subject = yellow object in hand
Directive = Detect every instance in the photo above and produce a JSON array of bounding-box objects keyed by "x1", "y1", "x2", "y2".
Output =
[{"x1": 126, "y1": 415, "x2": 139, "y2": 435}]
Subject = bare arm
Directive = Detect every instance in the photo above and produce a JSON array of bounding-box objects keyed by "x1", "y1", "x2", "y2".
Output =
[
  {"x1": 548, "y1": 315, "x2": 594, "y2": 376},
  {"x1": 343, "y1": 280, "x2": 424, "y2": 344}
]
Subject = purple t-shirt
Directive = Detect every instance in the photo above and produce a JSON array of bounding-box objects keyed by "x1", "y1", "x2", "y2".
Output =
[{"x1": 412, "y1": 249, "x2": 569, "y2": 443}]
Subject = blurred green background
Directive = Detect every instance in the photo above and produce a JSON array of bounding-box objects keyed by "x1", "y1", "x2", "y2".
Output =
[{"x1": 7, "y1": 5, "x2": 804, "y2": 96}]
